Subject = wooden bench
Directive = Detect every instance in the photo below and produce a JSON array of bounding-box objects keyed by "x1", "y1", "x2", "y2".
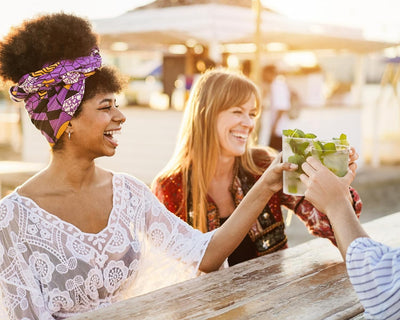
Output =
[{"x1": 71, "y1": 212, "x2": 400, "y2": 320}]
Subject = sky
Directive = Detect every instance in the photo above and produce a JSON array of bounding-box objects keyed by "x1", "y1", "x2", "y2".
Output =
[
  {"x1": 0, "y1": 0, "x2": 154, "y2": 38},
  {"x1": 1, "y1": 0, "x2": 400, "y2": 42},
  {"x1": 264, "y1": 0, "x2": 400, "y2": 42}
]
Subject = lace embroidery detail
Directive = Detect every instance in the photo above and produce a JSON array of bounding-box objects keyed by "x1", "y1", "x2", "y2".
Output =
[
  {"x1": 0, "y1": 173, "x2": 214, "y2": 319},
  {"x1": 47, "y1": 288, "x2": 74, "y2": 313},
  {"x1": 0, "y1": 201, "x2": 13, "y2": 229},
  {"x1": 28, "y1": 252, "x2": 55, "y2": 284},
  {"x1": 103, "y1": 260, "x2": 128, "y2": 294}
]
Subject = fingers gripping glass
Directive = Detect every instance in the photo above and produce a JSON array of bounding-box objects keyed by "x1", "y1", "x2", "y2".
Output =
[{"x1": 282, "y1": 129, "x2": 349, "y2": 196}]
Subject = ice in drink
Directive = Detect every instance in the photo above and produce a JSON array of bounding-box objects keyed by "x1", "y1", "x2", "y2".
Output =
[
  {"x1": 311, "y1": 140, "x2": 349, "y2": 177},
  {"x1": 282, "y1": 135, "x2": 314, "y2": 196}
]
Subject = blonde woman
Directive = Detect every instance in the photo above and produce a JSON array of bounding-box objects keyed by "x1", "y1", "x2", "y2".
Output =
[{"x1": 152, "y1": 68, "x2": 362, "y2": 266}]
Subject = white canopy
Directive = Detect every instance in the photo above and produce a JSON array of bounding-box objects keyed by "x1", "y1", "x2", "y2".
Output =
[{"x1": 92, "y1": 3, "x2": 398, "y2": 53}]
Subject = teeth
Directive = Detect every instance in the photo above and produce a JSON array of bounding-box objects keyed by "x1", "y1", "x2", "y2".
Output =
[
  {"x1": 104, "y1": 130, "x2": 121, "y2": 135},
  {"x1": 232, "y1": 132, "x2": 248, "y2": 139}
]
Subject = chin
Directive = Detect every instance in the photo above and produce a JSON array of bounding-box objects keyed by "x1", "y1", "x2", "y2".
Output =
[
  {"x1": 102, "y1": 148, "x2": 117, "y2": 158},
  {"x1": 235, "y1": 148, "x2": 246, "y2": 156}
]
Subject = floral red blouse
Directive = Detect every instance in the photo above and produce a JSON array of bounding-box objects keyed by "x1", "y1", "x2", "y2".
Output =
[{"x1": 152, "y1": 149, "x2": 362, "y2": 265}]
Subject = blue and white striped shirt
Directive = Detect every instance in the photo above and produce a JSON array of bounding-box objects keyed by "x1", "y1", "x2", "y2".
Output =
[{"x1": 346, "y1": 237, "x2": 400, "y2": 320}]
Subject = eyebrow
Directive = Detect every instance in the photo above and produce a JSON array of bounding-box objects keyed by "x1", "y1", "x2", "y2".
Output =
[
  {"x1": 99, "y1": 98, "x2": 115, "y2": 104},
  {"x1": 234, "y1": 105, "x2": 257, "y2": 111}
]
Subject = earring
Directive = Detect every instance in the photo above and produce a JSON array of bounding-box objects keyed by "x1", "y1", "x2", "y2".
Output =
[{"x1": 68, "y1": 132, "x2": 71, "y2": 140}]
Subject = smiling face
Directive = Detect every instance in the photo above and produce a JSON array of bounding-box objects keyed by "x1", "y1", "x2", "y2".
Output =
[
  {"x1": 68, "y1": 92, "x2": 126, "y2": 159},
  {"x1": 216, "y1": 94, "x2": 257, "y2": 159}
]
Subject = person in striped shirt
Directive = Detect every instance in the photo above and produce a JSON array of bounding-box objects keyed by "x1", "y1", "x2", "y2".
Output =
[{"x1": 300, "y1": 156, "x2": 400, "y2": 320}]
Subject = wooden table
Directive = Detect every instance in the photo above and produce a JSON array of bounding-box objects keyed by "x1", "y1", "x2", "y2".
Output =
[{"x1": 72, "y1": 212, "x2": 400, "y2": 320}]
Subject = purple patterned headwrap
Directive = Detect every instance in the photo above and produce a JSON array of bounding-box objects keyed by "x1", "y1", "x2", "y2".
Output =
[{"x1": 9, "y1": 47, "x2": 102, "y2": 146}]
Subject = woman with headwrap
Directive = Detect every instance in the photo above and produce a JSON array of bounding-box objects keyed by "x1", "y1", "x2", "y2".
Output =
[{"x1": 0, "y1": 13, "x2": 300, "y2": 319}]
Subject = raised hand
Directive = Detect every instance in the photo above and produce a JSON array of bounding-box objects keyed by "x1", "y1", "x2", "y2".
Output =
[
  {"x1": 300, "y1": 156, "x2": 355, "y2": 215},
  {"x1": 261, "y1": 152, "x2": 298, "y2": 194}
]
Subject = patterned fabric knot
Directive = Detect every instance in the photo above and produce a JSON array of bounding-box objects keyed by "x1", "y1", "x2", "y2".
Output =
[{"x1": 9, "y1": 47, "x2": 102, "y2": 145}]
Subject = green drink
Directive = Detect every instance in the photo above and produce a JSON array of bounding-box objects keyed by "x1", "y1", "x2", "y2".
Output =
[
  {"x1": 282, "y1": 131, "x2": 315, "y2": 196},
  {"x1": 282, "y1": 129, "x2": 349, "y2": 196},
  {"x1": 311, "y1": 140, "x2": 349, "y2": 177}
]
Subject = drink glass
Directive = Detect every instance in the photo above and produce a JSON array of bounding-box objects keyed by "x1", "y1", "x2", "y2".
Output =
[
  {"x1": 311, "y1": 140, "x2": 349, "y2": 177},
  {"x1": 282, "y1": 136, "x2": 314, "y2": 196}
]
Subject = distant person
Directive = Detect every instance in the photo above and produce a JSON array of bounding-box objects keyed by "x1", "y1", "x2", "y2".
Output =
[
  {"x1": 241, "y1": 59, "x2": 252, "y2": 78},
  {"x1": 0, "y1": 13, "x2": 311, "y2": 319},
  {"x1": 301, "y1": 156, "x2": 400, "y2": 319},
  {"x1": 258, "y1": 64, "x2": 291, "y2": 150},
  {"x1": 152, "y1": 68, "x2": 362, "y2": 266}
]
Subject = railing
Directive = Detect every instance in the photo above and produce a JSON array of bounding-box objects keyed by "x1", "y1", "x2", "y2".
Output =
[{"x1": 71, "y1": 212, "x2": 400, "y2": 320}]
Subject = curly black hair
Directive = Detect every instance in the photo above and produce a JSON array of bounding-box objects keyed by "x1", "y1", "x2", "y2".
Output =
[
  {"x1": 0, "y1": 12, "x2": 126, "y2": 150},
  {"x1": 0, "y1": 12, "x2": 125, "y2": 94},
  {"x1": 0, "y1": 13, "x2": 98, "y2": 82}
]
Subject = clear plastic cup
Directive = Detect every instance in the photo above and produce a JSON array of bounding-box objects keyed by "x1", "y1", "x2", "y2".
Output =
[
  {"x1": 282, "y1": 136, "x2": 314, "y2": 196},
  {"x1": 311, "y1": 140, "x2": 349, "y2": 177}
]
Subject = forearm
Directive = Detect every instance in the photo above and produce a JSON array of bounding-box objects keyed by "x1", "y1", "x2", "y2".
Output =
[
  {"x1": 199, "y1": 176, "x2": 274, "y2": 272},
  {"x1": 293, "y1": 187, "x2": 362, "y2": 246},
  {"x1": 326, "y1": 201, "x2": 369, "y2": 259}
]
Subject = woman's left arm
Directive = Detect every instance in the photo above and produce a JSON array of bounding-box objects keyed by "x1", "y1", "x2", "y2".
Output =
[
  {"x1": 141, "y1": 157, "x2": 297, "y2": 273},
  {"x1": 200, "y1": 154, "x2": 297, "y2": 272}
]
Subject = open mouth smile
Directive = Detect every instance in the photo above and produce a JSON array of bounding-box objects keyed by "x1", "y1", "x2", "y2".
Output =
[
  {"x1": 231, "y1": 131, "x2": 248, "y2": 142},
  {"x1": 103, "y1": 129, "x2": 121, "y2": 147}
]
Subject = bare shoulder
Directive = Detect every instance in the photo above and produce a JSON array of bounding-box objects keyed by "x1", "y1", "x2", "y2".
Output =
[
  {"x1": 17, "y1": 170, "x2": 49, "y2": 199},
  {"x1": 95, "y1": 167, "x2": 114, "y2": 186}
]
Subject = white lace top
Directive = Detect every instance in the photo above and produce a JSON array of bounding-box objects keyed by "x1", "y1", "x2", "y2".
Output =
[{"x1": 0, "y1": 173, "x2": 215, "y2": 320}]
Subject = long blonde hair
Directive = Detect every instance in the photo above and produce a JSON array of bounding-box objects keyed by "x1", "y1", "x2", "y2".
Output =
[{"x1": 153, "y1": 68, "x2": 263, "y2": 232}]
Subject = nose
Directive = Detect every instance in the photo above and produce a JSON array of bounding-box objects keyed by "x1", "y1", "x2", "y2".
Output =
[
  {"x1": 114, "y1": 107, "x2": 126, "y2": 124},
  {"x1": 241, "y1": 113, "x2": 255, "y2": 129}
]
